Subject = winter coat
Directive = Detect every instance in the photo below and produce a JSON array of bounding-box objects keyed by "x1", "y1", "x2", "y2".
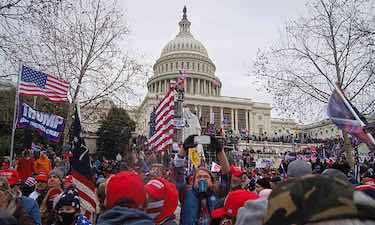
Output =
[
  {"x1": 97, "y1": 206, "x2": 155, "y2": 225},
  {"x1": 28, "y1": 190, "x2": 47, "y2": 207},
  {"x1": 34, "y1": 156, "x2": 51, "y2": 175},
  {"x1": 17, "y1": 158, "x2": 34, "y2": 181},
  {"x1": 6, "y1": 198, "x2": 36, "y2": 225},
  {"x1": 19, "y1": 196, "x2": 41, "y2": 225},
  {"x1": 179, "y1": 188, "x2": 221, "y2": 225}
]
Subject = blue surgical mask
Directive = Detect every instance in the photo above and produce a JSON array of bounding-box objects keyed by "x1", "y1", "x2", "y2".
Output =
[{"x1": 198, "y1": 179, "x2": 208, "y2": 193}]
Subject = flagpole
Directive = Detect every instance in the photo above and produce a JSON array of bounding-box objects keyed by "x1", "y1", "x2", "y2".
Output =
[
  {"x1": 10, "y1": 63, "x2": 22, "y2": 166},
  {"x1": 334, "y1": 85, "x2": 375, "y2": 145}
]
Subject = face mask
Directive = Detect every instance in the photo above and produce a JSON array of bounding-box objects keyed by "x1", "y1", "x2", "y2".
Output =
[
  {"x1": 198, "y1": 179, "x2": 208, "y2": 193},
  {"x1": 56, "y1": 212, "x2": 76, "y2": 225}
]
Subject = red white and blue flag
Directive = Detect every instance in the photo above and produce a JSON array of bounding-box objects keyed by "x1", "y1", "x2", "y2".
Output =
[
  {"x1": 71, "y1": 106, "x2": 97, "y2": 220},
  {"x1": 327, "y1": 85, "x2": 375, "y2": 147},
  {"x1": 148, "y1": 90, "x2": 175, "y2": 152},
  {"x1": 19, "y1": 66, "x2": 69, "y2": 102},
  {"x1": 171, "y1": 69, "x2": 188, "y2": 90}
]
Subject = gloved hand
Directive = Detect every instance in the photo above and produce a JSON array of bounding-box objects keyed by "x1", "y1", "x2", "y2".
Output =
[
  {"x1": 183, "y1": 135, "x2": 197, "y2": 151},
  {"x1": 210, "y1": 136, "x2": 223, "y2": 153}
]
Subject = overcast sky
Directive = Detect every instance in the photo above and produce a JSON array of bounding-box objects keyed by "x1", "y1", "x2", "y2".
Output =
[{"x1": 121, "y1": 0, "x2": 310, "y2": 108}]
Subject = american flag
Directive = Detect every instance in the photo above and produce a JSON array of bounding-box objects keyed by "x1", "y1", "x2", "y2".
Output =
[
  {"x1": 148, "y1": 89, "x2": 175, "y2": 152},
  {"x1": 327, "y1": 86, "x2": 375, "y2": 146},
  {"x1": 71, "y1": 106, "x2": 97, "y2": 221},
  {"x1": 172, "y1": 69, "x2": 188, "y2": 90},
  {"x1": 19, "y1": 66, "x2": 69, "y2": 102},
  {"x1": 212, "y1": 79, "x2": 220, "y2": 87}
]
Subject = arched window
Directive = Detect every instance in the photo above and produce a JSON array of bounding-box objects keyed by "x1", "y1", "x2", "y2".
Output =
[
  {"x1": 182, "y1": 43, "x2": 184, "y2": 48},
  {"x1": 162, "y1": 64, "x2": 164, "y2": 72},
  {"x1": 175, "y1": 62, "x2": 178, "y2": 69},
  {"x1": 181, "y1": 61, "x2": 184, "y2": 69},
  {"x1": 173, "y1": 44, "x2": 176, "y2": 50},
  {"x1": 198, "y1": 63, "x2": 200, "y2": 71},
  {"x1": 170, "y1": 63, "x2": 173, "y2": 71},
  {"x1": 177, "y1": 43, "x2": 180, "y2": 49},
  {"x1": 187, "y1": 62, "x2": 190, "y2": 69}
]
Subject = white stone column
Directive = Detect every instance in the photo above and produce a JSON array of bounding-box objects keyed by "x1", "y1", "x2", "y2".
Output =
[
  {"x1": 231, "y1": 109, "x2": 234, "y2": 131},
  {"x1": 245, "y1": 110, "x2": 249, "y2": 131},
  {"x1": 202, "y1": 80, "x2": 205, "y2": 95},
  {"x1": 209, "y1": 106, "x2": 213, "y2": 124},
  {"x1": 164, "y1": 80, "x2": 167, "y2": 93},
  {"x1": 249, "y1": 112, "x2": 254, "y2": 134},
  {"x1": 235, "y1": 109, "x2": 239, "y2": 132},
  {"x1": 184, "y1": 78, "x2": 187, "y2": 92},
  {"x1": 194, "y1": 105, "x2": 198, "y2": 115},
  {"x1": 197, "y1": 79, "x2": 201, "y2": 95},
  {"x1": 220, "y1": 107, "x2": 224, "y2": 128},
  {"x1": 190, "y1": 78, "x2": 194, "y2": 94}
]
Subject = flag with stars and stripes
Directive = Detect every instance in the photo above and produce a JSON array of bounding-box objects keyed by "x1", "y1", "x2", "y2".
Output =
[
  {"x1": 19, "y1": 65, "x2": 69, "y2": 102},
  {"x1": 71, "y1": 106, "x2": 97, "y2": 221},
  {"x1": 148, "y1": 90, "x2": 175, "y2": 152}
]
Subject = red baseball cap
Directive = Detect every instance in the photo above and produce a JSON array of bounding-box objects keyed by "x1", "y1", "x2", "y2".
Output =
[
  {"x1": 211, "y1": 190, "x2": 259, "y2": 219},
  {"x1": 230, "y1": 166, "x2": 244, "y2": 177},
  {"x1": 63, "y1": 175, "x2": 73, "y2": 184},
  {"x1": 105, "y1": 171, "x2": 146, "y2": 209},
  {"x1": 35, "y1": 174, "x2": 48, "y2": 183},
  {"x1": 0, "y1": 169, "x2": 20, "y2": 186},
  {"x1": 145, "y1": 178, "x2": 178, "y2": 224}
]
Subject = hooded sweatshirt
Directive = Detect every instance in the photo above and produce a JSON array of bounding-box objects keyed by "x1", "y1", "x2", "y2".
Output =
[{"x1": 97, "y1": 206, "x2": 155, "y2": 225}]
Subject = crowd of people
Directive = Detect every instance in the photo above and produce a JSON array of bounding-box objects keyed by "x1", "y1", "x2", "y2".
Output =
[{"x1": 0, "y1": 134, "x2": 374, "y2": 225}]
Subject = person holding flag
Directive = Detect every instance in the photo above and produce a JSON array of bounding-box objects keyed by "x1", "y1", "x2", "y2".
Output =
[{"x1": 70, "y1": 105, "x2": 97, "y2": 221}]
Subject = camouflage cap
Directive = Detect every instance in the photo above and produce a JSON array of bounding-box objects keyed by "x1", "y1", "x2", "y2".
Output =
[{"x1": 264, "y1": 175, "x2": 375, "y2": 225}]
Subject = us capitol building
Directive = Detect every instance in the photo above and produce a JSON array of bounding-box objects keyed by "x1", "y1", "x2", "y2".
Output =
[{"x1": 135, "y1": 7, "x2": 288, "y2": 137}]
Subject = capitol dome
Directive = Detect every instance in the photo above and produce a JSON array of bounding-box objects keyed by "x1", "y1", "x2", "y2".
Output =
[
  {"x1": 160, "y1": 32, "x2": 208, "y2": 57},
  {"x1": 147, "y1": 6, "x2": 222, "y2": 97}
]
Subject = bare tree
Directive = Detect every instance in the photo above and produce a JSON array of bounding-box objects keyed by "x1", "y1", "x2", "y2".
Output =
[
  {"x1": 253, "y1": 0, "x2": 375, "y2": 166},
  {"x1": 253, "y1": 0, "x2": 374, "y2": 120},
  {"x1": 0, "y1": 0, "x2": 62, "y2": 78},
  {"x1": 1, "y1": 0, "x2": 146, "y2": 143}
]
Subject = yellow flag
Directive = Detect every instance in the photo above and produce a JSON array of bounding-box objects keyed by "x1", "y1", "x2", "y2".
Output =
[{"x1": 188, "y1": 148, "x2": 201, "y2": 167}]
